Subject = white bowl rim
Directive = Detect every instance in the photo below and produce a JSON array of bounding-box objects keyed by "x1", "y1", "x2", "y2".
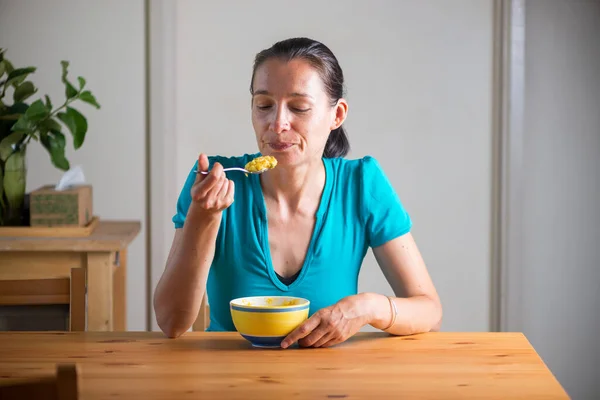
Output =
[{"x1": 230, "y1": 295, "x2": 310, "y2": 309}]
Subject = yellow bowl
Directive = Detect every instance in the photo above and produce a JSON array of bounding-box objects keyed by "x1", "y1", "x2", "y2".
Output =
[{"x1": 230, "y1": 296, "x2": 310, "y2": 348}]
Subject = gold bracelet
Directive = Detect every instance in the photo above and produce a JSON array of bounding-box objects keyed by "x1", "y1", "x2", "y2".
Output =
[{"x1": 382, "y1": 296, "x2": 398, "y2": 331}]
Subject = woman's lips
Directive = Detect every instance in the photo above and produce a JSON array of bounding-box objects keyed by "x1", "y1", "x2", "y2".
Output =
[{"x1": 268, "y1": 143, "x2": 294, "y2": 151}]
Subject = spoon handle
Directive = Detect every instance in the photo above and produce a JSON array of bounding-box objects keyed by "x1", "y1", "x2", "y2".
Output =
[{"x1": 193, "y1": 167, "x2": 251, "y2": 175}]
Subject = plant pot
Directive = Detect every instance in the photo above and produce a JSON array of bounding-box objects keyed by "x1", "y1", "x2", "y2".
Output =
[{"x1": 1, "y1": 146, "x2": 27, "y2": 226}]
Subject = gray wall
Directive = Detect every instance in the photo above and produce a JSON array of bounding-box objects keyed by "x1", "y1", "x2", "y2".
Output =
[
  {"x1": 522, "y1": 1, "x2": 600, "y2": 398},
  {"x1": 0, "y1": 0, "x2": 147, "y2": 330},
  {"x1": 155, "y1": 0, "x2": 495, "y2": 333}
]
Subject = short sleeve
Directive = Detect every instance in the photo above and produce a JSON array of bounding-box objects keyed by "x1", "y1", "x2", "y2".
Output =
[
  {"x1": 361, "y1": 156, "x2": 412, "y2": 247},
  {"x1": 172, "y1": 159, "x2": 199, "y2": 229}
]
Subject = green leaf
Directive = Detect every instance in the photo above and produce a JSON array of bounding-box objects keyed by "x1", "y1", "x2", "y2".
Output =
[
  {"x1": 11, "y1": 115, "x2": 31, "y2": 132},
  {"x1": 65, "y1": 82, "x2": 78, "y2": 99},
  {"x1": 60, "y1": 60, "x2": 78, "y2": 99},
  {"x1": 41, "y1": 117, "x2": 62, "y2": 132},
  {"x1": 57, "y1": 107, "x2": 87, "y2": 149},
  {"x1": 3, "y1": 149, "x2": 26, "y2": 214},
  {"x1": 0, "y1": 131, "x2": 24, "y2": 161},
  {"x1": 41, "y1": 130, "x2": 70, "y2": 171},
  {"x1": 60, "y1": 60, "x2": 69, "y2": 81},
  {"x1": 13, "y1": 81, "x2": 36, "y2": 102},
  {"x1": 8, "y1": 102, "x2": 32, "y2": 131},
  {"x1": 8, "y1": 104, "x2": 32, "y2": 132},
  {"x1": 0, "y1": 61, "x2": 5, "y2": 79},
  {"x1": 6, "y1": 67, "x2": 36, "y2": 87},
  {"x1": 51, "y1": 130, "x2": 67, "y2": 148},
  {"x1": 24, "y1": 99, "x2": 49, "y2": 122},
  {"x1": 4, "y1": 60, "x2": 14, "y2": 74},
  {"x1": 79, "y1": 90, "x2": 101, "y2": 109},
  {"x1": 44, "y1": 95, "x2": 52, "y2": 110},
  {"x1": 78, "y1": 76, "x2": 86, "y2": 89},
  {"x1": 10, "y1": 76, "x2": 27, "y2": 87}
]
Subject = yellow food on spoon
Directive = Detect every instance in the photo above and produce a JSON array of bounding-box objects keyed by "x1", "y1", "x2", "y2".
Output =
[{"x1": 245, "y1": 155, "x2": 277, "y2": 173}]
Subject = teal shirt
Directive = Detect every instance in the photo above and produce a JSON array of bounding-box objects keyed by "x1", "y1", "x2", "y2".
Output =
[{"x1": 172, "y1": 154, "x2": 412, "y2": 331}]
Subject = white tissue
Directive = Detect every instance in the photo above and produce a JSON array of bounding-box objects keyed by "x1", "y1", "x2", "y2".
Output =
[{"x1": 55, "y1": 165, "x2": 86, "y2": 191}]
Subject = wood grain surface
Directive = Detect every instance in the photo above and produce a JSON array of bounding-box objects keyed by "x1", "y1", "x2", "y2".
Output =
[
  {"x1": 0, "y1": 331, "x2": 568, "y2": 399},
  {"x1": 0, "y1": 221, "x2": 140, "y2": 252}
]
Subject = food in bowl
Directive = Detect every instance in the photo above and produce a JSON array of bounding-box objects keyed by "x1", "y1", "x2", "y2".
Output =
[
  {"x1": 244, "y1": 155, "x2": 277, "y2": 173},
  {"x1": 230, "y1": 296, "x2": 309, "y2": 348}
]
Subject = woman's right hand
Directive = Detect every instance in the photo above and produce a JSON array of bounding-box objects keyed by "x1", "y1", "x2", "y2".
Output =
[{"x1": 190, "y1": 153, "x2": 235, "y2": 215}]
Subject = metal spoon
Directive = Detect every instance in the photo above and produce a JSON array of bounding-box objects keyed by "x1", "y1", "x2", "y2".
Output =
[{"x1": 193, "y1": 167, "x2": 268, "y2": 175}]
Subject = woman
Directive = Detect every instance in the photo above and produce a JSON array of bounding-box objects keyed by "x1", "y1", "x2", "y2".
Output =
[{"x1": 154, "y1": 37, "x2": 442, "y2": 348}]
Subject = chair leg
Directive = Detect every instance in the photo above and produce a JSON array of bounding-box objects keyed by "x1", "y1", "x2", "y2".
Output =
[
  {"x1": 70, "y1": 268, "x2": 86, "y2": 331},
  {"x1": 56, "y1": 364, "x2": 79, "y2": 400}
]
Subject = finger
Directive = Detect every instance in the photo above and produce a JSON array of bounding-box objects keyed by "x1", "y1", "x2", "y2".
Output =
[
  {"x1": 298, "y1": 323, "x2": 331, "y2": 348},
  {"x1": 194, "y1": 153, "x2": 210, "y2": 183},
  {"x1": 196, "y1": 162, "x2": 224, "y2": 199},
  {"x1": 311, "y1": 330, "x2": 336, "y2": 348},
  {"x1": 199, "y1": 153, "x2": 210, "y2": 171},
  {"x1": 225, "y1": 179, "x2": 235, "y2": 205},
  {"x1": 215, "y1": 177, "x2": 230, "y2": 200},
  {"x1": 281, "y1": 314, "x2": 321, "y2": 349},
  {"x1": 211, "y1": 162, "x2": 224, "y2": 178},
  {"x1": 193, "y1": 169, "x2": 220, "y2": 201},
  {"x1": 204, "y1": 176, "x2": 227, "y2": 208},
  {"x1": 192, "y1": 174, "x2": 218, "y2": 201}
]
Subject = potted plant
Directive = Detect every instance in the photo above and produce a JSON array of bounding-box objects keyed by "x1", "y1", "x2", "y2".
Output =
[{"x1": 0, "y1": 48, "x2": 100, "y2": 226}]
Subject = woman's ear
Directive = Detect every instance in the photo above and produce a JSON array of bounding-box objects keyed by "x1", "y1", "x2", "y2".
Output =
[{"x1": 330, "y1": 98, "x2": 349, "y2": 130}]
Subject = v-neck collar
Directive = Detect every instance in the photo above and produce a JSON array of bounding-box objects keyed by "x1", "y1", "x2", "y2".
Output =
[{"x1": 251, "y1": 158, "x2": 333, "y2": 291}]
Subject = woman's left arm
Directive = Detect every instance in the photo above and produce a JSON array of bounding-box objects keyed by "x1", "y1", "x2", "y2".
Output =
[
  {"x1": 368, "y1": 232, "x2": 442, "y2": 335},
  {"x1": 281, "y1": 233, "x2": 441, "y2": 348}
]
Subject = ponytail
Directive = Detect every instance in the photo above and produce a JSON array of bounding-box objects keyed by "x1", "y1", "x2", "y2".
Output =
[{"x1": 323, "y1": 125, "x2": 350, "y2": 158}]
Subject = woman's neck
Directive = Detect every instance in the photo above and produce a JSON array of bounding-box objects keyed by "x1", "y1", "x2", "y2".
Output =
[{"x1": 260, "y1": 158, "x2": 325, "y2": 215}]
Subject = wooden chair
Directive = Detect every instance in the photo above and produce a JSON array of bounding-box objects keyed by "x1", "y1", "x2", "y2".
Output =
[
  {"x1": 192, "y1": 294, "x2": 210, "y2": 331},
  {"x1": 0, "y1": 268, "x2": 86, "y2": 331},
  {"x1": 0, "y1": 363, "x2": 79, "y2": 400}
]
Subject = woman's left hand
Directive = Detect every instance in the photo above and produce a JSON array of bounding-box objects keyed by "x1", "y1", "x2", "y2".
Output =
[{"x1": 280, "y1": 294, "x2": 371, "y2": 349}]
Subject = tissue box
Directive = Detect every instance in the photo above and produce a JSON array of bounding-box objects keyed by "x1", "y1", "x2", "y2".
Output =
[{"x1": 29, "y1": 185, "x2": 93, "y2": 227}]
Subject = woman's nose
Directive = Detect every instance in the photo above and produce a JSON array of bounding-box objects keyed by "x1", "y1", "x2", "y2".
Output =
[{"x1": 270, "y1": 107, "x2": 290, "y2": 134}]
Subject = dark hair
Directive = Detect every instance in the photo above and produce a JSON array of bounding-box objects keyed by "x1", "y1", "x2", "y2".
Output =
[{"x1": 250, "y1": 37, "x2": 350, "y2": 158}]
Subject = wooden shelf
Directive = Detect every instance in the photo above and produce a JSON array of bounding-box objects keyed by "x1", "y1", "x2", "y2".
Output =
[
  {"x1": 0, "y1": 220, "x2": 141, "y2": 252},
  {"x1": 0, "y1": 216, "x2": 99, "y2": 238}
]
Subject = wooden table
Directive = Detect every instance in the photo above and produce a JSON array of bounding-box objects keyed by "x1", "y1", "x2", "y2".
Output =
[
  {"x1": 0, "y1": 331, "x2": 568, "y2": 399},
  {"x1": 0, "y1": 221, "x2": 140, "y2": 332}
]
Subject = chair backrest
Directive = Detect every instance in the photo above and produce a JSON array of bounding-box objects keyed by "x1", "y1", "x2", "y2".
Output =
[
  {"x1": 192, "y1": 294, "x2": 210, "y2": 331},
  {"x1": 0, "y1": 363, "x2": 79, "y2": 400},
  {"x1": 0, "y1": 267, "x2": 85, "y2": 332}
]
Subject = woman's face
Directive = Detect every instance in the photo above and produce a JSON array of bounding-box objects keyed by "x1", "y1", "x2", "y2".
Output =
[{"x1": 251, "y1": 58, "x2": 347, "y2": 167}]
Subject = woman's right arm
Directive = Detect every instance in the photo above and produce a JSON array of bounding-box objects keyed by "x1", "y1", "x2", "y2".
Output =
[{"x1": 153, "y1": 154, "x2": 235, "y2": 338}]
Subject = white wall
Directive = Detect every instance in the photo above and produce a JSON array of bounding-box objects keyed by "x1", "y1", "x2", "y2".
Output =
[
  {"x1": 0, "y1": 0, "x2": 147, "y2": 330},
  {"x1": 521, "y1": 1, "x2": 600, "y2": 398},
  {"x1": 154, "y1": 0, "x2": 495, "y2": 332}
]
